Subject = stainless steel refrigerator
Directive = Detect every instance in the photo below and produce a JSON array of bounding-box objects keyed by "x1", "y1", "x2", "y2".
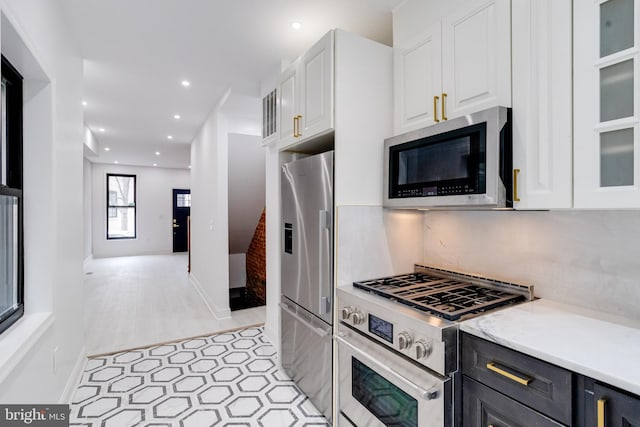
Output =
[{"x1": 280, "y1": 151, "x2": 333, "y2": 423}]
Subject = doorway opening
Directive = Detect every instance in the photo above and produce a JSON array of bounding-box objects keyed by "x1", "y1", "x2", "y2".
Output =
[{"x1": 227, "y1": 133, "x2": 265, "y2": 311}]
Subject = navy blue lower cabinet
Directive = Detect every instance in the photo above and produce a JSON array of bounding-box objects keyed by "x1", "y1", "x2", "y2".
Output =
[
  {"x1": 582, "y1": 377, "x2": 640, "y2": 426},
  {"x1": 461, "y1": 332, "x2": 573, "y2": 426},
  {"x1": 462, "y1": 376, "x2": 564, "y2": 426}
]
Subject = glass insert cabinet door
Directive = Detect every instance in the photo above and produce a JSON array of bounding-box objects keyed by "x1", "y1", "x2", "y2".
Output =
[{"x1": 575, "y1": 0, "x2": 640, "y2": 207}]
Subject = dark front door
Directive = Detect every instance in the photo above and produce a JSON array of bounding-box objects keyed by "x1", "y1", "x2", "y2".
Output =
[{"x1": 172, "y1": 189, "x2": 190, "y2": 252}]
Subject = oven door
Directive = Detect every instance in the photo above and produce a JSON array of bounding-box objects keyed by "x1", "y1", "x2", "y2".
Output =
[{"x1": 336, "y1": 325, "x2": 451, "y2": 427}]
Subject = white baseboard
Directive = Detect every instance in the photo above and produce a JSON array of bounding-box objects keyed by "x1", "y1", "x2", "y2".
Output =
[
  {"x1": 92, "y1": 250, "x2": 174, "y2": 259},
  {"x1": 189, "y1": 274, "x2": 231, "y2": 320},
  {"x1": 59, "y1": 346, "x2": 87, "y2": 404},
  {"x1": 263, "y1": 324, "x2": 278, "y2": 347},
  {"x1": 82, "y1": 255, "x2": 93, "y2": 272}
]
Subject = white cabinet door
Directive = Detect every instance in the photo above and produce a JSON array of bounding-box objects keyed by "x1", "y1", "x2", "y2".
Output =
[
  {"x1": 299, "y1": 30, "x2": 334, "y2": 140},
  {"x1": 574, "y1": 0, "x2": 640, "y2": 208},
  {"x1": 511, "y1": 0, "x2": 573, "y2": 209},
  {"x1": 279, "y1": 63, "x2": 298, "y2": 147},
  {"x1": 394, "y1": 23, "x2": 443, "y2": 134},
  {"x1": 441, "y1": 0, "x2": 511, "y2": 119}
]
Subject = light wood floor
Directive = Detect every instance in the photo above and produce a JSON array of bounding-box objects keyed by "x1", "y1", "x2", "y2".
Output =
[{"x1": 83, "y1": 254, "x2": 266, "y2": 355}]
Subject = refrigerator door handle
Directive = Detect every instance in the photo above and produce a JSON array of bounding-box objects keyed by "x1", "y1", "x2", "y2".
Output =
[
  {"x1": 318, "y1": 209, "x2": 331, "y2": 315},
  {"x1": 280, "y1": 302, "x2": 331, "y2": 338}
]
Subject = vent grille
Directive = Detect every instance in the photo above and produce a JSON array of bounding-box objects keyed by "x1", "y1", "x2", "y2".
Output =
[{"x1": 262, "y1": 88, "x2": 277, "y2": 139}]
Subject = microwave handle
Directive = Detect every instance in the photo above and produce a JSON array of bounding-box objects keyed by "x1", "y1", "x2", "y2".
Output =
[{"x1": 335, "y1": 333, "x2": 440, "y2": 401}]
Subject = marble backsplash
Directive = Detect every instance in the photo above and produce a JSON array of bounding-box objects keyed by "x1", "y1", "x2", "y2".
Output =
[
  {"x1": 423, "y1": 210, "x2": 640, "y2": 322},
  {"x1": 336, "y1": 206, "x2": 423, "y2": 287}
]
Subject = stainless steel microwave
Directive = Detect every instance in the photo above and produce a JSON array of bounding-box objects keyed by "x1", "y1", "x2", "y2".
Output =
[{"x1": 384, "y1": 106, "x2": 512, "y2": 209}]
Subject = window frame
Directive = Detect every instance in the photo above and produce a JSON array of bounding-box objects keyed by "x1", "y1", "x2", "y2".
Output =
[
  {"x1": 106, "y1": 173, "x2": 137, "y2": 240},
  {"x1": 0, "y1": 54, "x2": 24, "y2": 335}
]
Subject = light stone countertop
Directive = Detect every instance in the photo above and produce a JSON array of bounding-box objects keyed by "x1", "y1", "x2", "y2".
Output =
[{"x1": 460, "y1": 299, "x2": 640, "y2": 396}]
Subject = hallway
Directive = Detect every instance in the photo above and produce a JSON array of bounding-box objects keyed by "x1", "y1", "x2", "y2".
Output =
[{"x1": 84, "y1": 254, "x2": 265, "y2": 355}]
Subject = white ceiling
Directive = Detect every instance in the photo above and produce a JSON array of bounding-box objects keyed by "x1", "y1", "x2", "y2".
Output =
[{"x1": 60, "y1": 0, "x2": 401, "y2": 169}]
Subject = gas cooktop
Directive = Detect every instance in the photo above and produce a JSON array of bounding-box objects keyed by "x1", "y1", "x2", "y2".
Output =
[{"x1": 353, "y1": 265, "x2": 533, "y2": 321}]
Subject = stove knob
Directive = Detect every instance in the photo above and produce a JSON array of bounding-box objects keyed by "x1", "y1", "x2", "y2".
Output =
[
  {"x1": 351, "y1": 311, "x2": 365, "y2": 326},
  {"x1": 415, "y1": 340, "x2": 433, "y2": 360},
  {"x1": 397, "y1": 332, "x2": 413, "y2": 350},
  {"x1": 341, "y1": 307, "x2": 353, "y2": 320}
]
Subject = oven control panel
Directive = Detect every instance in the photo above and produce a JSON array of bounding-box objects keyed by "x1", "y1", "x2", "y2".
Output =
[{"x1": 337, "y1": 287, "x2": 456, "y2": 376}]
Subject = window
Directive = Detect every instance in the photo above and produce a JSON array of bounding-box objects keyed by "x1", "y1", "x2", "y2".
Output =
[
  {"x1": 176, "y1": 193, "x2": 191, "y2": 207},
  {"x1": 106, "y1": 174, "x2": 136, "y2": 239},
  {"x1": 0, "y1": 55, "x2": 24, "y2": 335}
]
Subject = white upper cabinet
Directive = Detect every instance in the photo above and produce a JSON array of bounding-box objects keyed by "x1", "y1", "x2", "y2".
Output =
[
  {"x1": 511, "y1": 0, "x2": 573, "y2": 209},
  {"x1": 299, "y1": 31, "x2": 334, "y2": 140},
  {"x1": 393, "y1": 0, "x2": 511, "y2": 135},
  {"x1": 574, "y1": 0, "x2": 640, "y2": 208},
  {"x1": 394, "y1": 23, "x2": 442, "y2": 132},
  {"x1": 278, "y1": 31, "x2": 334, "y2": 149},
  {"x1": 278, "y1": 63, "x2": 298, "y2": 146},
  {"x1": 441, "y1": 0, "x2": 511, "y2": 119}
]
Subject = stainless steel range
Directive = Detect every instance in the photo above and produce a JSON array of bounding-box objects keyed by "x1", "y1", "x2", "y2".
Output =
[{"x1": 336, "y1": 264, "x2": 533, "y2": 427}]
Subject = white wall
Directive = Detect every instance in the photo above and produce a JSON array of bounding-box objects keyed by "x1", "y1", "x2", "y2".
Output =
[
  {"x1": 189, "y1": 91, "x2": 232, "y2": 319},
  {"x1": 190, "y1": 90, "x2": 261, "y2": 318},
  {"x1": 228, "y1": 133, "x2": 265, "y2": 254},
  {"x1": 91, "y1": 163, "x2": 190, "y2": 258},
  {"x1": 263, "y1": 143, "x2": 284, "y2": 348},
  {"x1": 83, "y1": 158, "x2": 92, "y2": 262},
  {"x1": 422, "y1": 211, "x2": 640, "y2": 323},
  {"x1": 0, "y1": 0, "x2": 85, "y2": 403}
]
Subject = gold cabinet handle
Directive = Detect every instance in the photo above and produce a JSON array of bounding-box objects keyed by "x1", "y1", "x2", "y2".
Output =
[
  {"x1": 513, "y1": 168, "x2": 521, "y2": 202},
  {"x1": 597, "y1": 398, "x2": 606, "y2": 427},
  {"x1": 293, "y1": 115, "x2": 302, "y2": 138},
  {"x1": 486, "y1": 362, "x2": 532, "y2": 386},
  {"x1": 433, "y1": 96, "x2": 440, "y2": 123},
  {"x1": 441, "y1": 92, "x2": 448, "y2": 120},
  {"x1": 173, "y1": 224, "x2": 179, "y2": 228}
]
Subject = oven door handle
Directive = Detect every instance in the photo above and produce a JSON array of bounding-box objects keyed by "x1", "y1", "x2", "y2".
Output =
[
  {"x1": 335, "y1": 333, "x2": 441, "y2": 401},
  {"x1": 280, "y1": 302, "x2": 331, "y2": 338}
]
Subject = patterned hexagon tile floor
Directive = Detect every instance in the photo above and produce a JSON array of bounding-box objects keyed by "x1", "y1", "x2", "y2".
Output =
[{"x1": 70, "y1": 327, "x2": 330, "y2": 426}]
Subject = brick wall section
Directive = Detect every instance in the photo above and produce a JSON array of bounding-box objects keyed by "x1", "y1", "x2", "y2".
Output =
[{"x1": 245, "y1": 209, "x2": 266, "y2": 305}]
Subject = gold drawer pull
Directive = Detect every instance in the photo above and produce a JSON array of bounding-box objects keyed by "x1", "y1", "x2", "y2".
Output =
[
  {"x1": 513, "y1": 168, "x2": 521, "y2": 202},
  {"x1": 597, "y1": 398, "x2": 606, "y2": 427},
  {"x1": 433, "y1": 96, "x2": 440, "y2": 123},
  {"x1": 441, "y1": 92, "x2": 448, "y2": 120},
  {"x1": 486, "y1": 362, "x2": 532, "y2": 386}
]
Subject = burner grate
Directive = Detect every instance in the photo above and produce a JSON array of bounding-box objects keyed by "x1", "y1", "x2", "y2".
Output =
[{"x1": 353, "y1": 272, "x2": 525, "y2": 321}]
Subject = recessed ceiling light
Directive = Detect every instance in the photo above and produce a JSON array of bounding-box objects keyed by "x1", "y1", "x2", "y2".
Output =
[
  {"x1": 167, "y1": 135, "x2": 173, "y2": 140},
  {"x1": 291, "y1": 21, "x2": 302, "y2": 30},
  {"x1": 153, "y1": 163, "x2": 157, "y2": 167},
  {"x1": 82, "y1": 101, "x2": 87, "y2": 106},
  {"x1": 155, "y1": 151, "x2": 160, "y2": 156},
  {"x1": 181, "y1": 80, "x2": 190, "y2": 87},
  {"x1": 174, "y1": 114, "x2": 181, "y2": 119},
  {"x1": 114, "y1": 160, "x2": 119, "y2": 164},
  {"x1": 99, "y1": 128, "x2": 105, "y2": 132},
  {"x1": 104, "y1": 147, "x2": 110, "y2": 151}
]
